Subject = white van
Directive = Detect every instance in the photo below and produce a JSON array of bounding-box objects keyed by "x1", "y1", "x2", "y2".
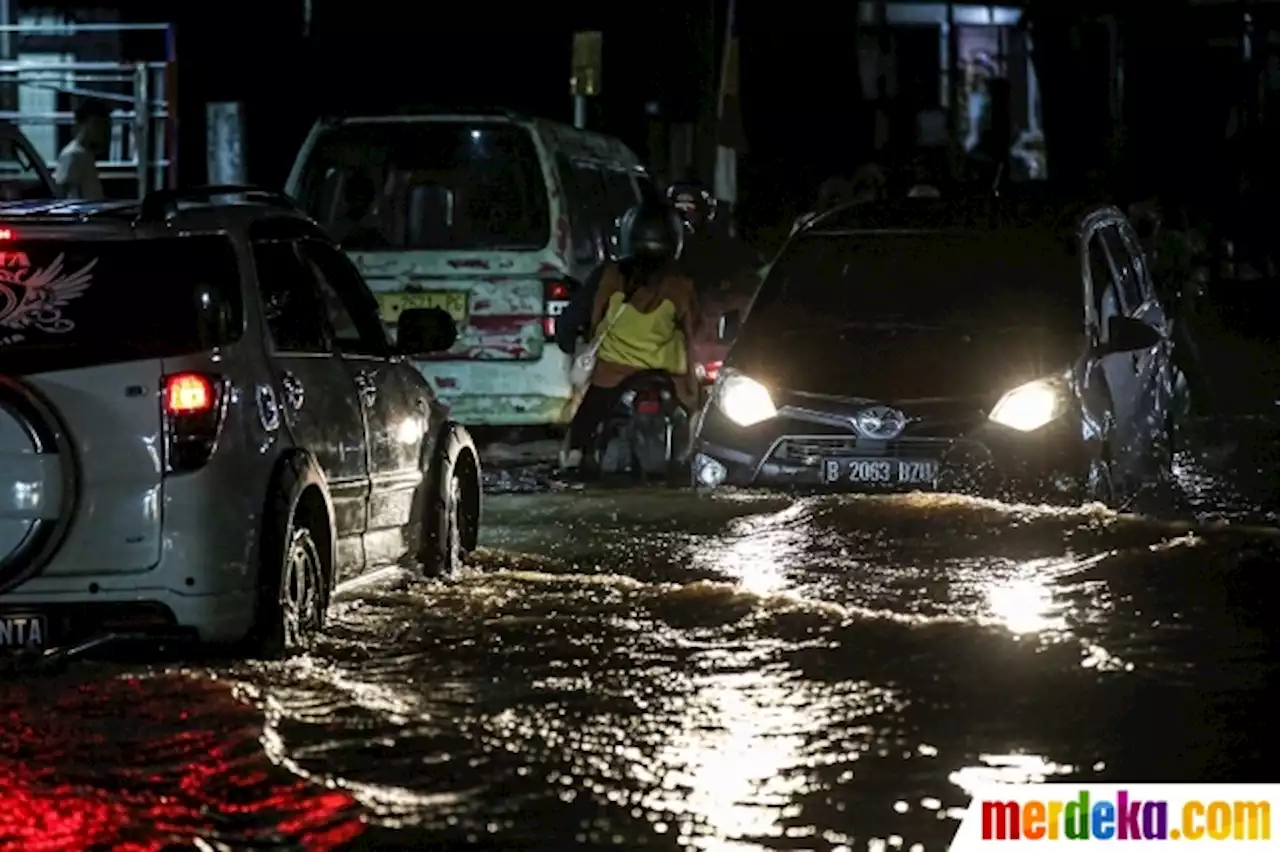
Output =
[{"x1": 285, "y1": 110, "x2": 659, "y2": 426}]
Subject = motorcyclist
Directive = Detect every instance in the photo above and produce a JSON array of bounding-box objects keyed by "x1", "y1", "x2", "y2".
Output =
[
  {"x1": 555, "y1": 263, "x2": 607, "y2": 356},
  {"x1": 555, "y1": 213, "x2": 628, "y2": 356},
  {"x1": 560, "y1": 202, "x2": 699, "y2": 478}
]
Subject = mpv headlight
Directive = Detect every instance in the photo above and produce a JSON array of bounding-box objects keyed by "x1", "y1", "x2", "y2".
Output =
[
  {"x1": 716, "y1": 369, "x2": 777, "y2": 427},
  {"x1": 988, "y1": 378, "x2": 1068, "y2": 432}
]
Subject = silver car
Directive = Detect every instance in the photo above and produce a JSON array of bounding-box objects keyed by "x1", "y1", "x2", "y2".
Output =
[{"x1": 0, "y1": 187, "x2": 481, "y2": 657}]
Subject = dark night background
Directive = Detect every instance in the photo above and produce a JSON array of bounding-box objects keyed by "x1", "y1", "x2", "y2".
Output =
[{"x1": 38, "y1": 0, "x2": 1278, "y2": 232}]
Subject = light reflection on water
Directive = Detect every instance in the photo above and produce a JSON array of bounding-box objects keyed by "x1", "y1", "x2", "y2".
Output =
[
  {"x1": 987, "y1": 577, "x2": 1058, "y2": 635},
  {"x1": 949, "y1": 752, "x2": 1078, "y2": 814},
  {"x1": 8, "y1": 457, "x2": 1273, "y2": 850},
  {"x1": 688, "y1": 502, "x2": 814, "y2": 597},
  {"x1": 648, "y1": 671, "x2": 813, "y2": 848},
  {"x1": 246, "y1": 487, "x2": 1272, "y2": 847}
]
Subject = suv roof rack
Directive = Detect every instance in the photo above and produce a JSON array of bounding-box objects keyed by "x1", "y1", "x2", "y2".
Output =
[{"x1": 139, "y1": 185, "x2": 299, "y2": 222}]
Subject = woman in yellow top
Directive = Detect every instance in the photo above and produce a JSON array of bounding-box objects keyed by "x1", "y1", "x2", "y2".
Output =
[{"x1": 563, "y1": 202, "x2": 700, "y2": 475}]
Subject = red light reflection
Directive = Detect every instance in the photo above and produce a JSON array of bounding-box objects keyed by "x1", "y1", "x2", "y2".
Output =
[{"x1": 0, "y1": 672, "x2": 365, "y2": 850}]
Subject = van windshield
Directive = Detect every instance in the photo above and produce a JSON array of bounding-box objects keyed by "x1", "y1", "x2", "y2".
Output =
[{"x1": 295, "y1": 121, "x2": 551, "y2": 252}]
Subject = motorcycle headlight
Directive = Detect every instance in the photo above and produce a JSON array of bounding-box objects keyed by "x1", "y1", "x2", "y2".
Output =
[
  {"x1": 988, "y1": 378, "x2": 1068, "y2": 432},
  {"x1": 715, "y1": 369, "x2": 777, "y2": 427}
]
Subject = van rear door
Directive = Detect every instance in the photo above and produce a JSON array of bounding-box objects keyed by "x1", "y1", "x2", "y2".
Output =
[{"x1": 287, "y1": 117, "x2": 556, "y2": 360}]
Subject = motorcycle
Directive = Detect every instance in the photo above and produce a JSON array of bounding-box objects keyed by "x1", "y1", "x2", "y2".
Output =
[{"x1": 596, "y1": 371, "x2": 690, "y2": 482}]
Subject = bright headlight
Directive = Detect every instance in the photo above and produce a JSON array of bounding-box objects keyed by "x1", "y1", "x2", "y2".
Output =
[
  {"x1": 716, "y1": 369, "x2": 777, "y2": 427},
  {"x1": 988, "y1": 378, "x2": 1068, "y2": 432}
]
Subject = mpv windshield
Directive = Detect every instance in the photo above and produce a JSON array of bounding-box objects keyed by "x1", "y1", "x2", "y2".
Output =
[
  {"x1": 757, "y1": 231, "x2": 1083, "y2": 331},
  {"x1": 0, "y1": 234, "x2": 242, "y2": 371},
  {"x1": 295, "y1": 121, "x2": 550, "y2": 252}
]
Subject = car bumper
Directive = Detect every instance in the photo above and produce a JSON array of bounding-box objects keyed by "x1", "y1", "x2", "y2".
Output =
[
  {"x1": 417, "y1": 351, "x2": 578, "y2": 426},
  {"x1": 1, "y1": 580, "x2": 258, "y2": 646},
  {"x1": 692, "y1": 405, "x2": 1087, "y2": 496}
]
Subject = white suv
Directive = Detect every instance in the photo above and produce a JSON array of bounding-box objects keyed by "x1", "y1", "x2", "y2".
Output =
[{"x1": 0, "y1": 187, "x2": 482, "y2": 657}]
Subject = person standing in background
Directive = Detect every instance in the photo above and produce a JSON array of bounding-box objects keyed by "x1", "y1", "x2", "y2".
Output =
[{"x1": 54, "y1": 100, "x2": 111, "y2": 201}]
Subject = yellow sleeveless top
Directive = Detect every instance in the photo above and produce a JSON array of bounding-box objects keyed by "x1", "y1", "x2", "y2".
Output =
[{"x1": 595, "y1": 290, "x2": 687, "y2": 375}]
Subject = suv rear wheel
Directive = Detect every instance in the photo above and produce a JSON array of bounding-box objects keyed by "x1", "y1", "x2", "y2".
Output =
[
  {"x1": 278, "y1": 526, "x2": 326, "y2": 645},
  {"x1": 248, "y1": 488, "x2": 330, "y2": 658}
]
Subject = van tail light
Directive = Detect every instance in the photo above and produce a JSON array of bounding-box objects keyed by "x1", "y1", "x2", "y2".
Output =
[
  {"x1": 161, "y1": 372, "x2": 227, "y2": 473},
  {"x1": 543, "y1": 279, "x2": 571, "y2": 340}
]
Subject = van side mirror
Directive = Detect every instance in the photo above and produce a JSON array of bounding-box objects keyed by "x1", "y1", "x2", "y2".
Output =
[
  {"x1": 717, "y1": 309, "x2": 742, "y2": 342},
  {"x1": 397, "y1": 307, "x2": 457, "y2": 355},
  {"x1": 1099, "y1": 315, "x2": 1161, "y2": 355}
]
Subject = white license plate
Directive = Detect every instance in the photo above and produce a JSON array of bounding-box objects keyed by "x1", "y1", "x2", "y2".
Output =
[
  {"x1": 0, "y1": 613, "x2": 47, "y2": 649},
  {"x1": 377, "y1": 290, "x2": 469, "y2": 324},
  {"x1": 822, "y1": 458, "x2": 939, "y2": 485}
]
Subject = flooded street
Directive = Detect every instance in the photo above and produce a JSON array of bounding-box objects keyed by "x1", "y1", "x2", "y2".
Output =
[{"x1": 3, "y1": 421, "x2": 1279, "y2": 850}]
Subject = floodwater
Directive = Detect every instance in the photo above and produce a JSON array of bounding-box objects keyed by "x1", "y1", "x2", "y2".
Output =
[{"x1": 2, "y1": 423, "x2": 1278, "y2": 851}]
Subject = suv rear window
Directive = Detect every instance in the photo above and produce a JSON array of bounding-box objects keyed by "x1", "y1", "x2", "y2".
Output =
[
  {"x1": 295, "y1": 121, "x2": 551, "y2": 252},
  {"x1": 0, "y1": 234, "x2": 242, "y2": 370}
]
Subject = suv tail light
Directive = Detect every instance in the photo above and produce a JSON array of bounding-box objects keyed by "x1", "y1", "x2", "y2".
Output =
[
  {"x1": 543, "y1": 279, "x2": 570, "y2": 340},
  {"x1": 161, "y1": 372, "x2": 227, "y2": 473}
]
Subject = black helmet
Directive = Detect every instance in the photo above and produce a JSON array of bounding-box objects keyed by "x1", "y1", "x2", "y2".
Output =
[{"x1": 617, "y1": 202, "x2": 683, "y2": 261}]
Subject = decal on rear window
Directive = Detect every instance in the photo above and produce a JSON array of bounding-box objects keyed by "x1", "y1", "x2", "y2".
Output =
[
  {"x1": 0, "y1": 251, "x2": 97, "y2": 342},
  {"x1": 0, "y1": 236, "x2": 242, "y2": 371}
]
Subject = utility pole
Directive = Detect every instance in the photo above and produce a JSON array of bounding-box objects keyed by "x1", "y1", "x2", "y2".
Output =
[
  {"x1": 713, "y1": 0, "x2": 742, "y2": 227},
  {"x1": 570, "y1": 31, "x2": 602, "y2": 130},
  {"x1": 688, "y1": 0, "x2": 718, "y2": 184}
]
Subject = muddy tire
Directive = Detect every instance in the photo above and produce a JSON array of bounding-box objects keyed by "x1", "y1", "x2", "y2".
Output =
[
  {"x1": 422, "y1": 427, "x2": 481, "y2": 579},
  {"x1": 246, "y1": 461, "x2": 332, "y2": 659},
  {"x1": 248, "y1": 518, "x2": 329, "y2": 658}
]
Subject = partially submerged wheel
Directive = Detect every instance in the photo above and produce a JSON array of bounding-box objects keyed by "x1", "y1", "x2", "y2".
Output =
[
  {"x1": 0, "y1": 379, "x2": 76, "y2": 595},
  {"x1": 249, "y1": 469, "x2": 331, "y2": 658},
  {"x1": 423, "y1": 428, "x2": 481, "y2": 579},
  {"x1": 278, "y1": 526, "x2": 326, "y2": 648}
]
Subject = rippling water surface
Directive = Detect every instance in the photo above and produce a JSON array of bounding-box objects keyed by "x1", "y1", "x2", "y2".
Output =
[{"x1": 2, "y1": 423, "x2": 1278, "y2": 850}]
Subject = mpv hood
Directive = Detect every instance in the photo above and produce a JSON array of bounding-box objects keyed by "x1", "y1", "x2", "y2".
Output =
[{"x1": 730, "y1": 324, "x2": 1083, "y2": 402}]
